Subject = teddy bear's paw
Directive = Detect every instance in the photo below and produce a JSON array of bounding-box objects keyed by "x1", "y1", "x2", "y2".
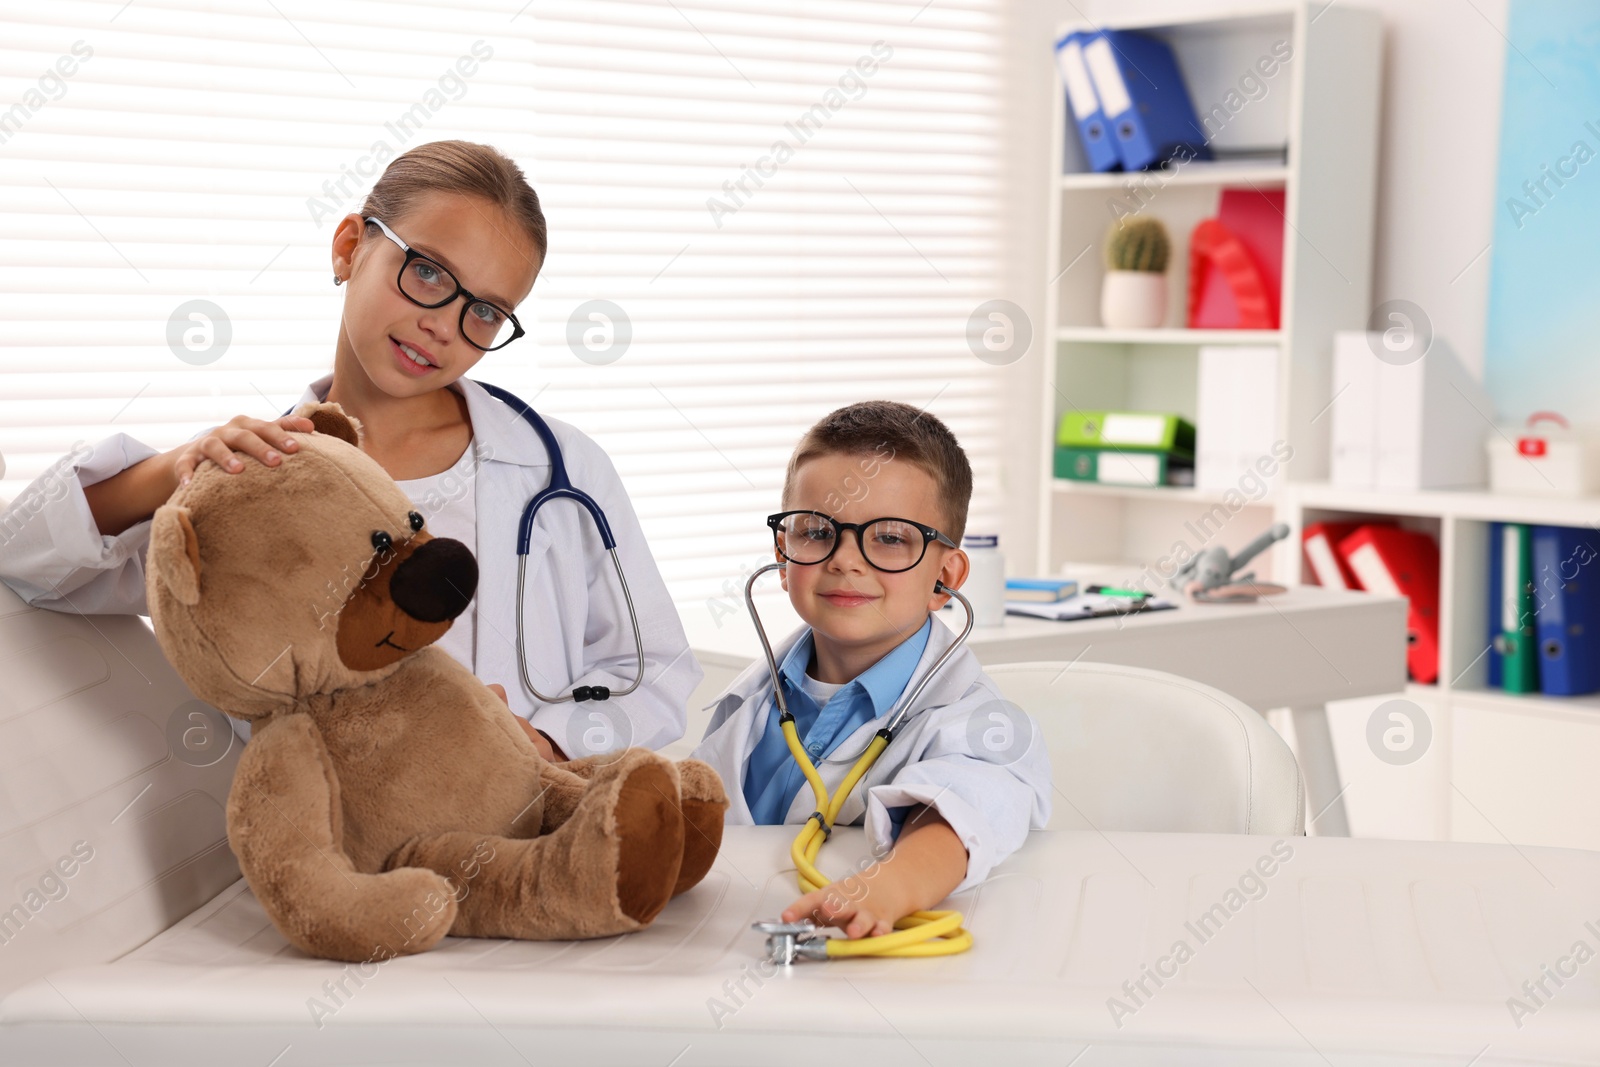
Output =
[
  {"x1": 379, "y1": 751, "x2": 686, "y2": 941},
  {"x1": 604, "y1": 750, "x2": 686, "y2": 925},
  {"x1": 552, "y1": 751, "x2": 724, "y2": 898},
  {"x1": 290, "y1": 867, "x2": 459, "y2": 962},
  {"x1": 535, "y1": 750, "x2": 641, "y2": 835},
  {"x1": 374, "y1": 867, "x2": 461, "y2": 957},
  {"x1": 671, "y1": 758, "x2": 728, "y2": 897},
  {"x1": 540, "y1": 747, "x2": 684, "y2": 928}
]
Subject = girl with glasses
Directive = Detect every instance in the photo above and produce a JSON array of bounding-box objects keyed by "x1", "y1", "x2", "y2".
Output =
[{"x1": 0, "y1": 141, "x2": 702, "y2": 768}]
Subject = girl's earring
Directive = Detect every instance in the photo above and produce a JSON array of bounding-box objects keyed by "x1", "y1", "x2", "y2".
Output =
[{"x1": 333, "y1": 274, "x2": 344, "y2": 286}]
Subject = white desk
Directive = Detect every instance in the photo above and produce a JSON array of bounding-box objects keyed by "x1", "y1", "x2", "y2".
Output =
[
  {"x1": 679, "y1": 574, "x2": 1408, "y2": 835},
  {"x1": 7, "y1": 827, "x2": 1593, "y2": 1065}
]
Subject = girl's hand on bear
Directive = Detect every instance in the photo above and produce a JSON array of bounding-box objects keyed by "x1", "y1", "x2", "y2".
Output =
[
  {"x1": 486, "y1": 682, "x2": 568, "y2": 762},
  {"x1": 173, "y1": 414, "x2": 316, "y2": 487}
]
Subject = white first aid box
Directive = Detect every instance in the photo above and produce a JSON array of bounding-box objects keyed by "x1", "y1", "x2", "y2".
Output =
[{"x1": 1486, "y1": 414, "x2": 1600, "y2": 496}]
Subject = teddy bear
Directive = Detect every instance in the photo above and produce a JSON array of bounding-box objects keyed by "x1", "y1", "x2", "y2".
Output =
[{"x1": 145, "y1": 401, "x2": 727, "y2": 963}]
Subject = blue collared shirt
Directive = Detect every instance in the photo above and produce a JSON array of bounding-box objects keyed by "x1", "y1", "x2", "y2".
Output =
[{"x1": 742, "y1": 615, "x2": 934, "y2": 825}]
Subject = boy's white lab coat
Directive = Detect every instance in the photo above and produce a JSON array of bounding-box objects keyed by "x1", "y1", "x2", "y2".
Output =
[
  {"x1": 692, "y1": 617, "x2": 1052, "y2": 893},
  {"x1": 0, "y1": 374, "x2": 701, "y2": 753}
]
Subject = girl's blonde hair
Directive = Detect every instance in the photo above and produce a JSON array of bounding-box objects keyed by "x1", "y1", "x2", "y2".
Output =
[{"x1": 359, "y1": 140, "x2": 548, "y2": 259}]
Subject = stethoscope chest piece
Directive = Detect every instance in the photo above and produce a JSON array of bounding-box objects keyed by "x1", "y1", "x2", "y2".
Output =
[{"x1": 752, "y1": 919, "x2": 828, "y2": 965}]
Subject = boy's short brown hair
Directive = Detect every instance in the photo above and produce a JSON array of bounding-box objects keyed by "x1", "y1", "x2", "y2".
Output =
[{"x1": 782, "y1": 401, "x2": 974, "y2": 544}]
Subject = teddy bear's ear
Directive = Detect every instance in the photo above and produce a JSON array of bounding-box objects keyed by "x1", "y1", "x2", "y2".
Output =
[
  {"x1": 291, "y1": 401, "x2": 364, "y2": 448},
  {"x1": 150, "y1": 504, "x2": 201, "y2": 606}
]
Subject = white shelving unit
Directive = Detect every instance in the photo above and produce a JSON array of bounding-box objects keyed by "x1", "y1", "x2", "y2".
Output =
[
  {"x1": 1281, "y1": 483, "x2": 1600, "y2": 852},
  {"x1": 1058, "y1": 161, "x2": 1290, "y2": 192},
  {"x1": 1037, "y1": 2, "x2": 1382, "y2": 582},
  {"x1": 1035, "y1": 4, "x2": 1600, "y2": 852},
  {"x1": 1053, "y1": 326, "x2": 1284, "y2": 344}
]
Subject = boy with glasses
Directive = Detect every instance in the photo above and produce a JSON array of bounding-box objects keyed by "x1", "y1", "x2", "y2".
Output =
[{"x1": 692, "y1": 401, "x2": 1052, "y2": 939}]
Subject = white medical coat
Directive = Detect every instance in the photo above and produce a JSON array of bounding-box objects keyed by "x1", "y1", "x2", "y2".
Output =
[
  {"x1": 0, "y1": 374, "x2": 702, "y2": 754},
  {"x1": 691, "y1": 617, "x2": 1052, "y2": 893}
]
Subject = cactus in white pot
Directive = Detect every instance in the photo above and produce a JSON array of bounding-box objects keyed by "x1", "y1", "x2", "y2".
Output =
[{"x1": 1100, "y1": 216, "x2": 1170, "y2": 329}]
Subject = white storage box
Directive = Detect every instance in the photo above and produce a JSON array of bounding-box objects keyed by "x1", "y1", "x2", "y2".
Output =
[
  {"x1": 1487, "y1": 413, "x2": 1600, "y2": 497},
  {"x1": 1330, "y1": 332, "x2": 1489, "y2": 491}
]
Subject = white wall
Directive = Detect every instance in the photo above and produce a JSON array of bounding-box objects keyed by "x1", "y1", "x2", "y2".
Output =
[{"x1": 997, "y1": 0, "x2": 1509, "y2": 571}]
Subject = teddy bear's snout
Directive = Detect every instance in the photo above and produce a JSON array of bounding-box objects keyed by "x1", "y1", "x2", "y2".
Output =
[{"x1": 390, "y1": 537, "x2": 478, "y2": 623}]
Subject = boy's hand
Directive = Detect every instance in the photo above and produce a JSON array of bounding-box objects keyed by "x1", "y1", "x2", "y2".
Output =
[
  {"x1": 783, "y1": 870, "x2": 911, "y2": 939},
  {"x1": 486, "y1": 682, "x2": 567, "y2": 762},
  {"x1": 780, "y1": 805, "x2": 968, "y2": 940}
]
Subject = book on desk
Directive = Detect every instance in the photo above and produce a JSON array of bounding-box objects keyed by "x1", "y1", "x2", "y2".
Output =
[{"x1": 1007, "y1": 588, "x2": 1177, "y2": 621}]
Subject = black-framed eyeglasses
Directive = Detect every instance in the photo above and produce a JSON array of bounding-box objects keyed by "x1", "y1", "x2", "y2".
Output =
[
  {"x1": 767, "y1": 510, "x2": 958, "y2": 573},
  {"x1": 363, "y1": 216, "x2": 527, "y2": 352}
]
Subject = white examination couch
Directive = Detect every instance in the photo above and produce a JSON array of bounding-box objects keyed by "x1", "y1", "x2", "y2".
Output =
[{"x1": 1, "y1": 567, "x2": 1598, "y2": 1064}]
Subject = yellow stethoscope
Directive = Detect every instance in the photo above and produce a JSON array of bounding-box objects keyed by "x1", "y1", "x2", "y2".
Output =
[{"x1": 744, "y1": 561, "x2": 976, "y2": 964}]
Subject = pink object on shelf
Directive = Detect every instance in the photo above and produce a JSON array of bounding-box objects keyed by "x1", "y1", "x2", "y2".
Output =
[{"x1": 1187, "y1": 187, "x2": 1285, "y2": 330}]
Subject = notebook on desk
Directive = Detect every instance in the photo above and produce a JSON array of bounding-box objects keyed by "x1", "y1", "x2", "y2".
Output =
[{"x1": 1006, "y1": 590, "x2": 1177, "y2": 621}]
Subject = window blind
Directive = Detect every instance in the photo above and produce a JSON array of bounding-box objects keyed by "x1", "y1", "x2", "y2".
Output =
[{"x1": 0, "y1": 0, "x2": 1012, "y2": 606}]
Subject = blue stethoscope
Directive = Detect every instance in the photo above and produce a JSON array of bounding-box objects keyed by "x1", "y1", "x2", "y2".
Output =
[
  {"x1": 476, "y1": 381, "x2": 643, "y2": 704},
  {"x1": 286, "y1": 379, "x2": 644, "y2": 704}
]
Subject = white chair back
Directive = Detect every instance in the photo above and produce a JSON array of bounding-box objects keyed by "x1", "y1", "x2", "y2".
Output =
[{"x1": 987, "y1": 661, "x2": 1303, "y2": 836}]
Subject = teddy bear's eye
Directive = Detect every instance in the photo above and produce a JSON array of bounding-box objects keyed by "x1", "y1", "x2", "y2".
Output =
[
  {"x1": 408, "y1": 511, "x2": 424, "y2": 532},
  {"x1": 371, "y1": 530, "x2": 393, "y2": 554}
]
